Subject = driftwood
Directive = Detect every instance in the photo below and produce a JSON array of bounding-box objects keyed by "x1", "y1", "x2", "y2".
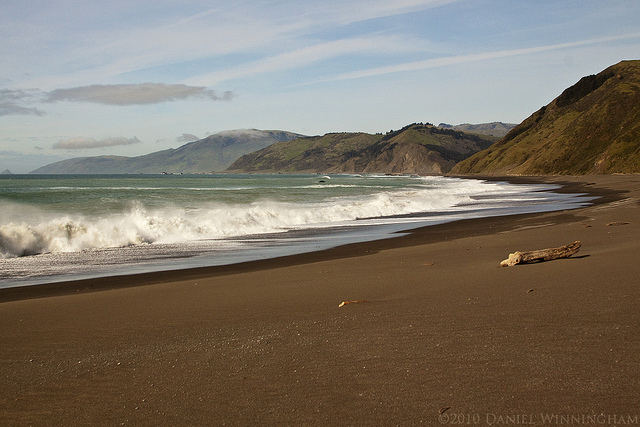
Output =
[{"x1": 500, "y1": 241, "x2": 581, "y2": 267}]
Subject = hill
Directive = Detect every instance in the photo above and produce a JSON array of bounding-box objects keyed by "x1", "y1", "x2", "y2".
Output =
[
  {"x1": 438, "y1": 122, "x2": 516, "y2": 138},
  {"x1": 226, "y1": 123, "x2": 497, "y2": 174},
  {"x1": 30, "y1": 129, "x2": 303, "y2": 174},
  {"x1": 451, "y1": 60, "x2": 640, "y2": 175}
]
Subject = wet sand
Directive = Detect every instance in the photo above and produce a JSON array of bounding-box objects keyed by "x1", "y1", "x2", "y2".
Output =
[{"x1": 1, "y1": 175, "x2": 639, "y2": 425}]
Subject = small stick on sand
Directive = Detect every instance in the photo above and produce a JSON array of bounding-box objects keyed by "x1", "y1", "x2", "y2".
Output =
[{"x1": 500, "y1": 241, "x2": 581, "y2": 267}]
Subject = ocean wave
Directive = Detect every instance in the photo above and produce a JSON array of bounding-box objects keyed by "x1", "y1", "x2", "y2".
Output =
[
  {"x1": 0, "y1": 176, "x2": 569, "y2": 259},
  {"x1": 0, "y1": 185, "x2": 475, "y2": 258}
]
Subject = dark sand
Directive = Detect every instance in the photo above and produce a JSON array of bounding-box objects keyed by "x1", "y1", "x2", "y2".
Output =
[{"x1": 1, "y1": 175, "x2": 639, "y2": 425}]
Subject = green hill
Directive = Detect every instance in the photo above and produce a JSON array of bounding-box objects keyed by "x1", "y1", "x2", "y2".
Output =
[
  {"x1": 227, "y1": 123, "x2": 497, "y2": 174},
  {"x1": 451, "y1": 60, "x2": 640, "y2": 175},
  {"x1": 31, "y1": 129, "x2": 303, "y2": 174}
]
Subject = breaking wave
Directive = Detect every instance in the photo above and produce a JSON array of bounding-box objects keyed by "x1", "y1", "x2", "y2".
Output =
[
  {"x1": 0, "y1": 184, "x2": 481, "y2": 258},
  {"x1": 1, "y1": 174, "x2": 582, "y2": 260}
]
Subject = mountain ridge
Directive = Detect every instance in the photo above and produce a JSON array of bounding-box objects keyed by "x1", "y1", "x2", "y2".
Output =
[
  {"x1": 30, "y1": 129, "x2": 304, "y2": 174},
  {"x1": 451, "y1": 60, "x2": 640, "y2": 175},
  {"x1": 227, "y1": 123, "x2": 498, "y2": 174},
  {"x1": 31, "y1": 124, "x2": 505, "y2": 175},
  {"x1": 29, "y1": 58, "x2": 640, "y2": 178}
]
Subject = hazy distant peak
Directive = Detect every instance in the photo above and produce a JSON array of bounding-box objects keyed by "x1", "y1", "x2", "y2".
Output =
[
  {"x1": 30, "y1": 129, "x2": 303, "y2": 174},
  {"x1": 214, "y1": 129, "x2": 274, "y2": 138},
  {"x1": 437, "y1": 122, "x2": 517, "y2": 138}
]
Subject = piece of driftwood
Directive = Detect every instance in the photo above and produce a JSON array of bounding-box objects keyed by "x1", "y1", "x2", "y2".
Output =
[{"x1": 500, "y1": 241, "x2": 581, "y2": 267}]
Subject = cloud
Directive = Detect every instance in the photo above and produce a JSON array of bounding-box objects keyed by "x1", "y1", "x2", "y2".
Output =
[
  {"x1": 185, "y1": 34, "x2": 433, "y2": 86},
  {"x1": 0, "y1": 88, "x2": 38, "y2": 101},
  {"x1": 46, "y1": 83, "x2": 234, "y2": 105},
  {"x1": 6, "y1": 0, "x2": 459, "y2": 90},
  {"x1": 308, "y1": 0, "x2": 459, "y2": 26},
  {"x1": 0, "y1": 102, "x2": 45, "y2": 116},
  {"x1": 316, "y1": 32, "x2": 640, "y2": 83},
  {"x1": 176, "y1": 133, "x2": 199, "y2": 143},
  {"x1": 0, "y1": 89, "x2": 45, "y2": 116},
  {"x1": 53, "y1": 136, "x2": 142, "y2": 150},
  {"x1": 0, "y1": 83, "x2": 233, "y2": 115}
]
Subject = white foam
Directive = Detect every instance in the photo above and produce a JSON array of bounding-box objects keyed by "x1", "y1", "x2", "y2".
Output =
[
  {"x1": 0, "y1": 184, "x2": 445, "y2": 257},
  {"x1": 0, "y1": 177, "x2": 571, "y2": 259}
]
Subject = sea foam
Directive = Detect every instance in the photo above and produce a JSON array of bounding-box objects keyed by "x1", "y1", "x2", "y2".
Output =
[
  {"x1": 0, "y1": 182, "x2": 480, "y2": 258},
  {"x1": 0, "y1": 175, "x2": 595, "y2": 286},
  {"x1": 0, "y1": 176, "x2": 585, "y2": 260}
]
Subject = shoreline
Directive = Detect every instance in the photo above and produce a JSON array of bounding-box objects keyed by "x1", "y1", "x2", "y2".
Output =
[
  {"x1": 2, "y1": 174, "x2": 639, "y2": 425},
  {"x1": 0, "y1": 175, "x2": 612, "y2": 303}
]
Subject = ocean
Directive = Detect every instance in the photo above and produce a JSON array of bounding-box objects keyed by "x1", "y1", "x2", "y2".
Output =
[{"x1": 0, "y1": 174, "x2": 592, "y2": 288}]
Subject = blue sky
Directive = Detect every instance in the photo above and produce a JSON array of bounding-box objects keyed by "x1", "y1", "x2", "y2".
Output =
[{"x1": 1, "y1": 0, "x2": 639, "y2": 172}]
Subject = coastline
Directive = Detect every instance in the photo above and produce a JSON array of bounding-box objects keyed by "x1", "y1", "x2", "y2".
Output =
[
  {"x1": 0, "y1": 175, "x2": 607, "y2": 302},
  {"x1": 1, "y1": 174, "x2": 639, "y2": 425}
]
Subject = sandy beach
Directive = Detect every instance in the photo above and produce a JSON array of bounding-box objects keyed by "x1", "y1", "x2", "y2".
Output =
[{"x1": 1, "y1": 175, "x2": 639, "y2": 426}]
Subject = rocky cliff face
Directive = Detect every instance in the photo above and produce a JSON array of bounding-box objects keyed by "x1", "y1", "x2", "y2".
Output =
[
  {"x1": 451, "y1": 60, "x2": 640, "y2": 175},
  {"x1": 227, "y1": 123, "x2": 497, "y2": 174},
  {"x1": 343, "y1": 142, "x2": 450, "y2": 175}
]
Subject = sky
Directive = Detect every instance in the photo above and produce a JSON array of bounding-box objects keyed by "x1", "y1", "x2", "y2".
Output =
[{"x1": 1, "y1": 0, "x2": 639, "y2": 173}]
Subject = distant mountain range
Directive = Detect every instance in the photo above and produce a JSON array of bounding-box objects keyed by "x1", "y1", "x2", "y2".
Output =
[
  {"x1": 452, "y1": 60, "x2": 640, "y2": 175},
  {"x1": 31, "y1": 124, "x2": 502, "y2": 175},
  {"x1": 437, "y1": 122, "x2": 516, "y2": 138},
  {"x1": 30, "y1": 60, "x2": 640, "y2": 176},
  {"x1": 227, "y1": 123, "x2": 498, "y2": 174},
  {"x1": 31, "y1": 130, "x2": 303, "y2": 174}
]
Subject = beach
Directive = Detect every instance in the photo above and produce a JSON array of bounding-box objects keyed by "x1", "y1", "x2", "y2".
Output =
[{"x1": 1, "y1": 175, "x2": 639, "y2": 425}]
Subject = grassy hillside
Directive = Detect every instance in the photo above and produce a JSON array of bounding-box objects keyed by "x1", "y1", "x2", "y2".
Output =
[
  {"x1": 227, "y1": 132, "x2": 382, "y2": 172},
  {"x1": 227, "y1": 123, "x2": 497, "y2": 174},
  {"x1": 452, "y1": 60, "x2": 640, "y2": 175}
]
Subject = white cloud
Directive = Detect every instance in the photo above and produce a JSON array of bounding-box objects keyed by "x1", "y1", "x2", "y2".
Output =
[
  {"x1": 176, "y1": 133, "x2": 199, "y2": 143},
  {"x1": 184, "y1": 34, "x2": 435, "y2": 85},
  {"x1": 315, "y1": 32, "x2": 640, "y2": 83},
  {"x1": 0, "y1": 102, "x2": 45, "y2": 117},
  {"x1": 0, "y1": 89, "x2": 45, "y2": 116},
  {"x1": 53, "y1": 136, "x2": 142, "y2": 150},
  {"x1": 307, "y1": 0, "x2": 459, "y2": 26},
  {"x1": 46, "y1": 83, "x2": 233, "y2": 105},
  {"x1": 178, "y1": 1, "x2": 457, "y2": 86},
  {"x1": 5, "y1": 0, "x2": 460, "y2": 89},
  {"x1": 0, "y1": 83, "x2": 233, "y2": 116}
]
